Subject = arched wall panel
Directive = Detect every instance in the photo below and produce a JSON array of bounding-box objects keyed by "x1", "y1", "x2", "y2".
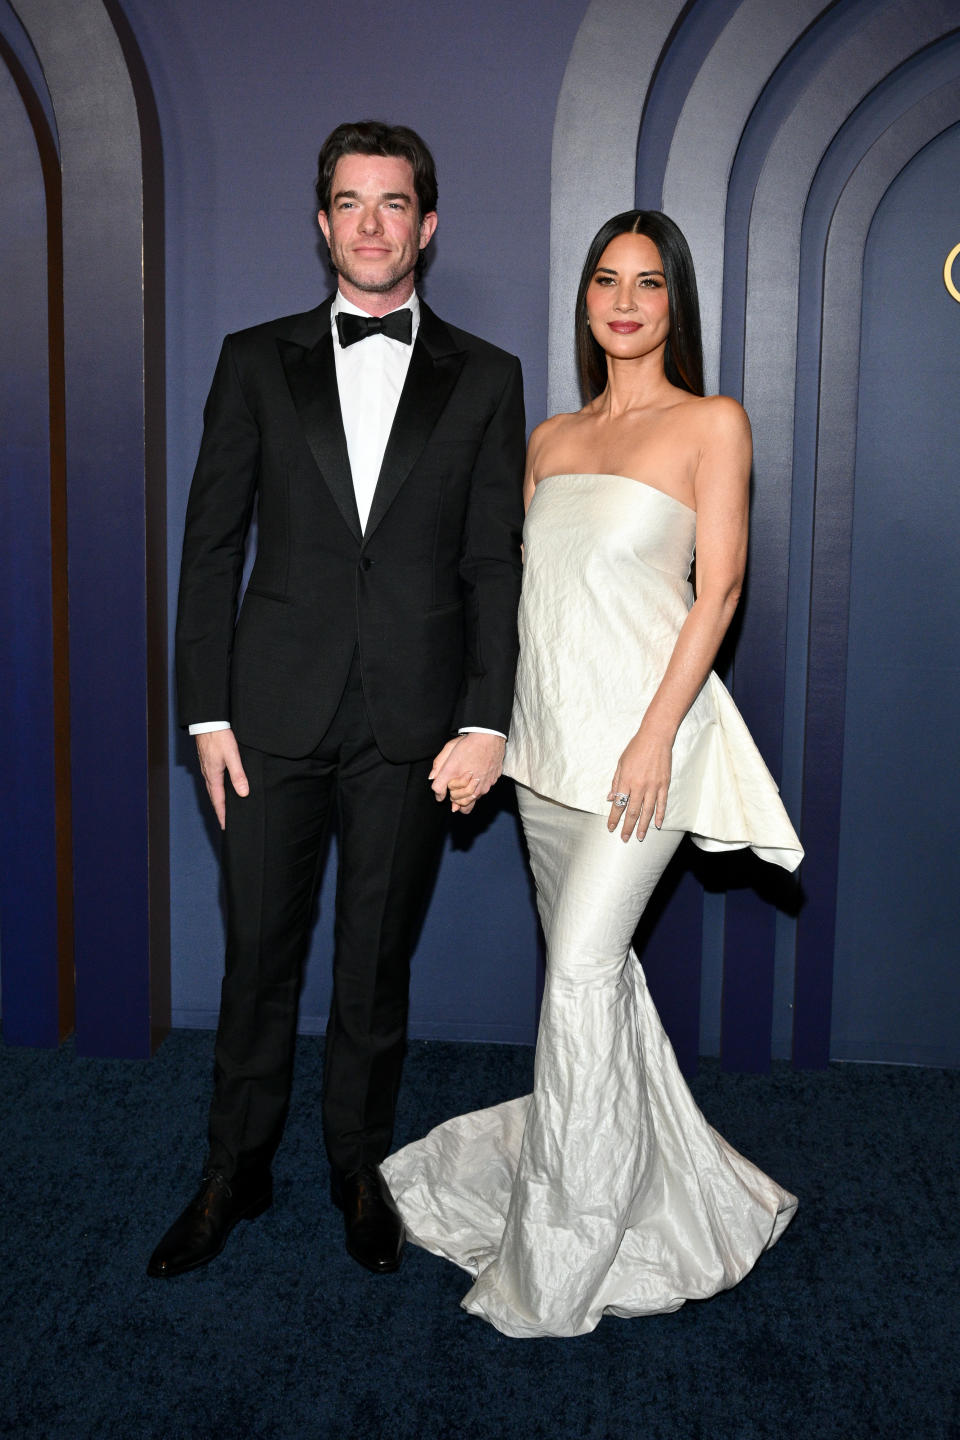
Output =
[
  {"x1": 798, "y1": 85, "x2": 960, "y2": 1066},
  {"x1": 730, "y1": 1, "x2": 958, "y2": 817},
  {"x1": 718, "y1": 0, "x2": 955, "y2": 1058},
  {"x1": 778, "y1": 36, "x2": 960, "y2": 1064},
  {"x1": 659, "y1": 0, "x2": 871, "y2": 1070},
  {"x1": 739, "y1": 0, "x2": 957, "y2": 769},
  {"x1": 0, "y1": 38, "x2": 71, "y2": 1045},
  {"x1": 549, "y1": 0, "x2": 960, "y2": 1069},
  {"x1": 787, "y1": 30, "x2": 960, "y2": 793},
  {"x1": 830, "y1": 123, "x2": 960, "y2": 1064},
  {"x1": 729, "y1": 2, "x2": 959, "y2": 1068},
  {"x1": 661, "y1": 0, "x2": 824, "y2": 393},
  {"x1": 7, "y1": 0, "x2": 168, "y2": 1057},
  {"x1": 635, "y1": 0, "x2": 742, "y2": 211},
  {"x1": 549, "y1": 0, "x2": 685, "y2": 417}
]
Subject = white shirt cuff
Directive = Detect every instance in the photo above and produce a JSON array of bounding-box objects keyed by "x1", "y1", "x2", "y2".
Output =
[{"x1": 189, "y1": 721, "x2": 503, "y2": 739}]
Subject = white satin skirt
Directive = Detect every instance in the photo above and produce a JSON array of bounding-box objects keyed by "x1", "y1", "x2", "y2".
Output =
[{"x1": 382, "y1": 785, "x2": 797, "y2": 1338}]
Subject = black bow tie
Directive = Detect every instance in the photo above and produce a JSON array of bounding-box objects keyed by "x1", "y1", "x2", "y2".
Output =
[{"x1": 336, "y1": 308, "x2": 413, "y2": 348}]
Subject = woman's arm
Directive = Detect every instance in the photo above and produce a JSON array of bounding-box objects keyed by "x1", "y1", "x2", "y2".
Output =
[
  {"x1": 609, "y1": 396, "x2": 751, "y2": 841},
  {"x1": 522, "y1": 446, "x2": 539, "y2": 513}
]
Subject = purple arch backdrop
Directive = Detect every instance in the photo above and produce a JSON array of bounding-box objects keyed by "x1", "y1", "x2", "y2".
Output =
[
  {"x1": 0, "y1": 25, "x2": 70, "y2": 1048},
  {"x1": 119, "y1": 0, "x2": 589, "y2": 1050},
  {"x1": 551, "y1": 0, "x2": 960, "y2": 1069},
  {"x1": 1, "y1": 0, "x2": 169, "y2": 1058},
  {"x1": 1, "y1": 0, "x2": 958, "y2": 1070}
]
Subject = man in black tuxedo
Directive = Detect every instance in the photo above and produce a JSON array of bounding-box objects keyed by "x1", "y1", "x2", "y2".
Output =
[{"x1": 148, "y1": 121, "x2": 524, "y2": 1278}]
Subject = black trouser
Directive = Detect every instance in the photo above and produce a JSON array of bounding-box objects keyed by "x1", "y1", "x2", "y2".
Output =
[{"x1": 206, "y1": 655, "x2": 448, "y2": 1179}]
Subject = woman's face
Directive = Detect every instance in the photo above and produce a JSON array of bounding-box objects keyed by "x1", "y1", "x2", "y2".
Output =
[{"x1": 584, "y1": 231, "x2": 671, "y2": 365}]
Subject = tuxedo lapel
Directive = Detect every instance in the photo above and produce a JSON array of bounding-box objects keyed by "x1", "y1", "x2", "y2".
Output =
[
  {"x1": 363, "y1": 303, "x2": 466, "y2": 542},
  {"x1": 277, "y1": 303, "x2": 363, "y2": 544}
]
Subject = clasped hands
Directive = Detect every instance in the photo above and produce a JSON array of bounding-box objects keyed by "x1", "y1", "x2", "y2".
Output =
[
  {"x1": 430, "y1": 732, "x2": 505, "y2": 814},
  {"x1": 194, "y1": 728, "x2": 505, "y2": 829},
  {"x1": 606, "y1": 724, "x2": 673, "y2": 842}
]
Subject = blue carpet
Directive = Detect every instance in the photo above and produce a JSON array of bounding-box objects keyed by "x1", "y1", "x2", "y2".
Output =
[{"x1": 0, "y1": 1031, "x2": 957, "y2": 1439}]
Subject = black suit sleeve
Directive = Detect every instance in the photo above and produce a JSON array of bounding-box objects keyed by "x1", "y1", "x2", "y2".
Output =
[
  {"x1": 175, "y1": 336, "x2": 261, "y2": 727},
  {"x1": 454, "y1": 355, "x2": 526, "y2": 734}
]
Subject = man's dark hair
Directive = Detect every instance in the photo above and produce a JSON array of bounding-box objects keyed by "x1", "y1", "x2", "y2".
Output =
[
  {"x1": 316, "y1": 120, "x2": 438, "y2": 221},
  {"x1": 574, "y1": 209, "x2": 704, "y2": 402}
]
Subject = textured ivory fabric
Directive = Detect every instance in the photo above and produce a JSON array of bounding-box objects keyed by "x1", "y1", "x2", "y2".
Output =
[
  {"x1": 383, "y1": 473, "x2": 801, "y2": 1337},
  {"x1": 504, "y1": 473, "x2": 803, "y2": 871},
  {"x1": 383, "y1": 789, "x2": 798, "y2": 1338}
]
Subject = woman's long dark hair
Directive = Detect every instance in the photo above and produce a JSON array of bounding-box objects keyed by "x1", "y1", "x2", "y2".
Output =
[{"x1": 574, "y1": 210, "x2": 704, "y2": 402}]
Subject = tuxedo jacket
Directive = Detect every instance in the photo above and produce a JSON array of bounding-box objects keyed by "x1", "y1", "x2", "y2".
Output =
[{"x1": 175, "y1": 296, "x2": 526, "y2": 761}]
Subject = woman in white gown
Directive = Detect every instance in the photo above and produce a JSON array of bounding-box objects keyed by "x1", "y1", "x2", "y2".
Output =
[{"x1": 383, "y1": 211, "x2": 803, "y2": 1339}]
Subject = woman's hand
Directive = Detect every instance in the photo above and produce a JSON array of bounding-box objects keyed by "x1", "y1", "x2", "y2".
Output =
[{"x1": 607, "y1": 724, "x2": 673, "y2": 842}]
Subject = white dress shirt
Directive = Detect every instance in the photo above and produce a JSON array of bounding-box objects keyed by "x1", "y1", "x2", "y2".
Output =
[
  {"x1": 331, "y1": 289, "x2": 418, "y2": 533},
  {"x1": 189, "y1": 289, "x2": 501, "y2": 739}
]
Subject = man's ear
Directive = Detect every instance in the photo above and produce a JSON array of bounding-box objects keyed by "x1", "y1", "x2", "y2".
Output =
[
  {"x1": 419, "y1": 211, "x2": 438, "y2": 250},
  {"x1": 317, "y1": 211, "x2": 331, "y2": 244}
]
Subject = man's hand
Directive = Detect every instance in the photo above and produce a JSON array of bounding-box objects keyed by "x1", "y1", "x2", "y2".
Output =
[
  {"x1": 195, "y1": 728, "x2": 249, "y2": 829},
  {"x1": 429, "y1": 733, "x2": 505, "y2": 814}
]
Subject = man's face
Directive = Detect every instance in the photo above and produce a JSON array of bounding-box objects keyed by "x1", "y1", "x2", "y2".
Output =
[{"x1": 318, "y1": 153, "x2": 437, "y2": 301}]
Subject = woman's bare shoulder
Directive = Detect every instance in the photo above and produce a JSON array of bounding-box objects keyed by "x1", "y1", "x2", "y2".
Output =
[
  {"x1": 685, "y1": 392, "x2": 752, "y2": 445},
  {"x1": 530, "y1": 409, "x2": 583, "y2": 445},
  {"x1": 527, "y1": 409, "x2": 585, "y2": 474}
]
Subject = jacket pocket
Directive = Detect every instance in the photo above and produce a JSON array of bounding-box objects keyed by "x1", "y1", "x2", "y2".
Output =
[{"x1": 243, "y1": 585, "x2": 290, "y2": 605}]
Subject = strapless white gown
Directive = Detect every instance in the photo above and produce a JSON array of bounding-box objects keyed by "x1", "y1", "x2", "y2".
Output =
[
  {"x1": 383, "y1": 474, "x2": 801, "y2": 1338},
  {"x1": 507, "y1": 473, "x2": 803, "y2": 867}
]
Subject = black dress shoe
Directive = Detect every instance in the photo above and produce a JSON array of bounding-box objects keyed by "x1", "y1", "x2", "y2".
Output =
[
  {"x1": 146, "y1": 1169, "x2": 272, "y2": 1278},
  {"x1": 332, "y1": 1164, "x2": 405, "y2": 1274}
]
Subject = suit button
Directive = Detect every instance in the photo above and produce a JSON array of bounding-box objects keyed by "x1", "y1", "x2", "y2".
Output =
[{"x1": 359, "y1": 557, "x2": 373, "y2": 572}]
